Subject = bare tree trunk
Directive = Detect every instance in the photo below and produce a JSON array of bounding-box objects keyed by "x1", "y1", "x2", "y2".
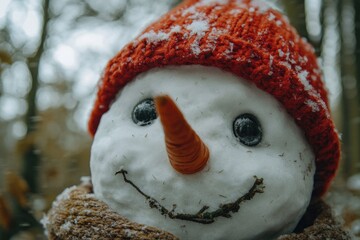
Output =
[
  {"x1": 282, "y1": 0, "x2": 308, "y2": 38},
  {"x1": 352, "y1": 0, "x2": 360, "y2": 175},
  {"x1": 341, "y1": 0, "x2": 360, "y2": 177},
  {"x1": 22, "y1": 0, "x2": 50, "y2": 193}
]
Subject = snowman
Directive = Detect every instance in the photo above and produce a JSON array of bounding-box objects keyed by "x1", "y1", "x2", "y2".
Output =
[
  {"x1": 91, "y1": 65, "x2": 318, "y2": 240},
  {"x1": 43, "y1": 0, "x2": 344, "y2": 239}
]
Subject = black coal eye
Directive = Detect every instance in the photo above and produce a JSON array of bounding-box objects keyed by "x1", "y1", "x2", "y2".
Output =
[
  {"x1": 132, "y1": 98, "x2": 157, "y2": 126},
  {"x1": 233, "y1": 113, "x2": 262, "y2": 146}
]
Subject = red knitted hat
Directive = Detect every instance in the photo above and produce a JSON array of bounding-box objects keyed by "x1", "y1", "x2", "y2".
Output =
[{"x1": 88, "y1": 0, "x2": 340, "y2": 199}]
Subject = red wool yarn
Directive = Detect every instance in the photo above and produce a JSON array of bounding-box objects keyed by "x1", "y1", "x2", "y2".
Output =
[{"x1": 88, "y1": 0, "x2": 340, "y2": 199}]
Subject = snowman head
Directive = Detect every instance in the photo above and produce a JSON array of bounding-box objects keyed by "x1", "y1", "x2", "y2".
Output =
[{"x1": 88, "y1": 0, "x2": 340, "y2": 238}]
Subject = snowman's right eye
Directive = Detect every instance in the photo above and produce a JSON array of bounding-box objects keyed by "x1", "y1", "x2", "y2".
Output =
[{"x1": 132, "y1": 98, "x2": 157, "y2": 126}]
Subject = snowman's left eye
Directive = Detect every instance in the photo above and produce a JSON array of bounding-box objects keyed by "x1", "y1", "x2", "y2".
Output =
[
  {"x1": 233, "y1": 113, "x2": 262, "y2": 146},
  {"x1": 132, "y1": 98, "x2": 157, "y2": 126}
]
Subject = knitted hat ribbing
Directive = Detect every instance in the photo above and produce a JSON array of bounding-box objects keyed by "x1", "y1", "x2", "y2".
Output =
[{"x1": 88, "y1": 0, "x2": 340, "y2": 199}]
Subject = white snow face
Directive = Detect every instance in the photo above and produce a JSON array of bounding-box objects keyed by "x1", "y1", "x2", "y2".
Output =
[{"x1": 90, "y1": 65, "x2": 315, "y2": 240}]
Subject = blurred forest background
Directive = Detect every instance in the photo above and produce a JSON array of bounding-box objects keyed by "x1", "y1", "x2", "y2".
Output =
[{"x1": 0, "y1": 0, "x2": 359, "y2": 239}]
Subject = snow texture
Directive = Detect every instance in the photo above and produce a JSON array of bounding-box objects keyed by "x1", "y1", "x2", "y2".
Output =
[
  {"x1": 91, "y1": 65, "x2": 316, "y2": 240},
  {"x1": 60, "y1": 221, "x2": 72, "y2": 232},
  {"x1": 52, "y1": 185, "x2": 77, "y2": 208},
  {"x1": 268, "y1": 55, "x2": 274, "y2": 76},
  {"x1": 200, "y1": 0, "x2": 230, "y2": 5},
  {"x1": 223, "y1": 42, "x2": 234, "y2": 59},
  {"x1": 139, "y1": 25, "x2": 181, "y2": 44},
  {"x1": 305, "y1": 99, "x2": 320, "y2": 112},
  {"x1": 186, "y1": 20, "x2": 209, "y2": 35},
  {"x1": 80, "y1": 176, "x2": 91, "y2": 185},
  {"x1": 207, "y1": 28, "x2": 228, "y2": 51},
  {"x1": 40, "y1": 214, "x2": 50, "y2": 237},
  {"x1": 237, "y1": 0, "x2": 283, "y2": 13},
  {"x1": 278, "y1": 49, "x2": 285, "y2": 57},
  {"x1": 298, "y1": 71, "x2": 311, "y2": 91},
  {"x1": 297, "y1": 70, "x2": 330, "y2": 118},
  {"x1": 186, "y1": 20, "x2": 210, "y2": 55},
  {"x1": 268, "y1": 12, "x2": 276, "y2": 21}
]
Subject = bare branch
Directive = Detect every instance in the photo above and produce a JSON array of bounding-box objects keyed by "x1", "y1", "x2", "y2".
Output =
[{"x1": 115, "y1": 169, "x2": 264, "y2": 224}]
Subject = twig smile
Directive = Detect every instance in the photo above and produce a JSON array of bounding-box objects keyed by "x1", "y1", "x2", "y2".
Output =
[{"x1": 115, "y1": 169, "x2": 265, "y2": 224}]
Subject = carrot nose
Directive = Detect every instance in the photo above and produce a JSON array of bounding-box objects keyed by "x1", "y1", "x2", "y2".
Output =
[{"x1": 155, "y1": 95, "x2": 209, "y2": 174}]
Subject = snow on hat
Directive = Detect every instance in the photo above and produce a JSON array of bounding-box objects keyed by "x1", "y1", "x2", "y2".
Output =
[{"x1": 88, "y1": 0, "x2": 340, "y2": 199}]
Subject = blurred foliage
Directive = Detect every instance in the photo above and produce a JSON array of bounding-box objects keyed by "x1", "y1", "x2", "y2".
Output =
[
  {"x1": 0, "y1": 195, "x2": 11, "y2": 231},
  {"x1": 0, "y1": 51, "x2": 12, "y2": 64},
  {"x1": 6, "y1": 172, "x2": 29, "y2": 209},
  {"x1": 0, "y1": 0, "x2": 359, "y2": 239}
]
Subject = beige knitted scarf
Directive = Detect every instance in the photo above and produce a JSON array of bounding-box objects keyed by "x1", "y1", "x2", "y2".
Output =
[{"x1": 42, "y1": 181, "x2": 351, "y2": 240}]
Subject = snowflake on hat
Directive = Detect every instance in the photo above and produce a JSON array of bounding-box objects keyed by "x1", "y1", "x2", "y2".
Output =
[{"x1": 43, "y1": 0, "x2": 346, "y2": 239}]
